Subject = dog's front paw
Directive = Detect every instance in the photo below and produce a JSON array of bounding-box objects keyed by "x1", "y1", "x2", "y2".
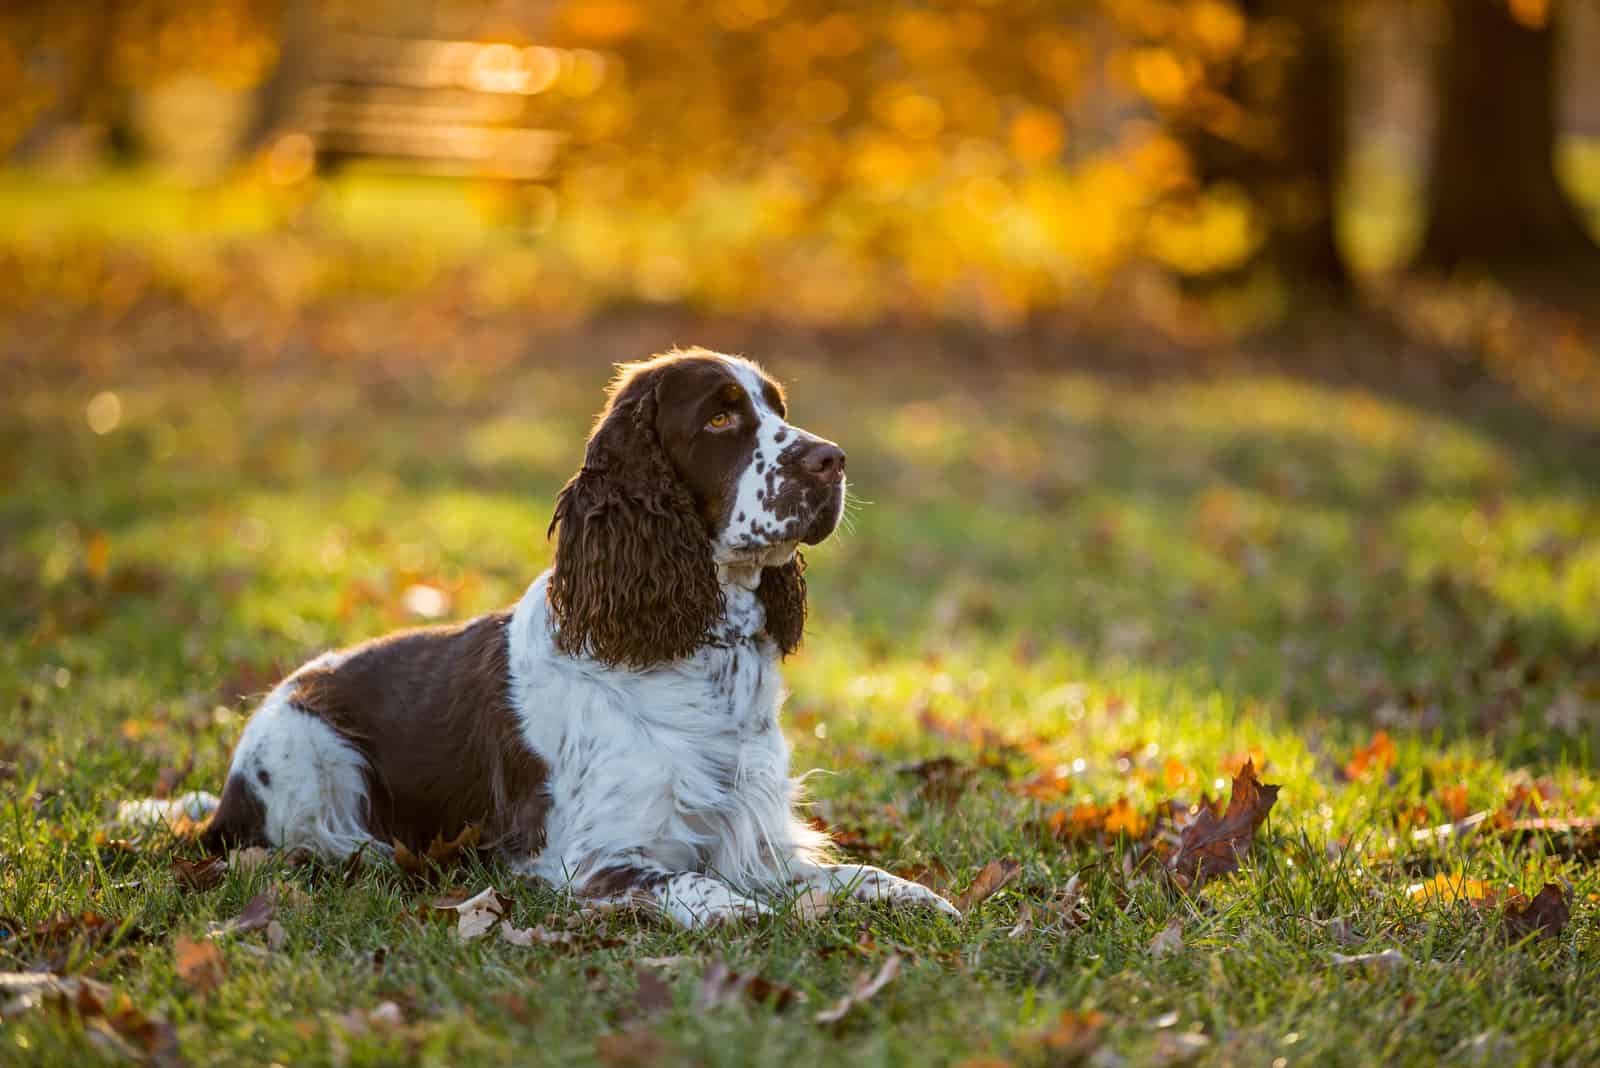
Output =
[
  {"x1": 877, "y1": 876, "x2": 962, "y2": 920},
  {"x1": 837, "y1": 867, "x2": 962, "y2": 920}
]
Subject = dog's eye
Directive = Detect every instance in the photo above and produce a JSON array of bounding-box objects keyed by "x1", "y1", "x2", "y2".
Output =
[{"x1": 706, "y1": 412, "x2": 734, "y2": 431}]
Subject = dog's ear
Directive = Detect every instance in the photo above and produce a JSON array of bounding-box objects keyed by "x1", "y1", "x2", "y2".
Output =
[
  {"x1": 756, "y1": 551, "x2": 807, "y2": 656},
  {"x1": 547, "y1": 368, "x2": 723, "y2": 668}
]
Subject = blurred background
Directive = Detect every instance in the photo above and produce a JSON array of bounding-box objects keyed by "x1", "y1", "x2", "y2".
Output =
[
  {"x1": 3, "y1": 0, "x2": 1599, "y2": 344},
  {"x1": 4, "y1": 1, "x2": 1600, "y2": 764}
]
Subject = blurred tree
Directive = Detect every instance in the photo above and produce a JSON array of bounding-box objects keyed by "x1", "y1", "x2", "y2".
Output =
[
  {"x1": 1128, "y1": 0, "x2": 1351, "y2": 298},
  {"x1": 1417, "y1": 0, "x2": 1600, "y2": 276}
]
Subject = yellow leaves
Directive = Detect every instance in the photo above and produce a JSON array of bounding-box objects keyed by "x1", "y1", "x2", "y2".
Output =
[
  {"x1": 1507, "y1": 0, "x2": 1550, "y2": 30},
  {"x1": 1406, "y1": 876, "x2": 1574, "y2": 940},
  {"x1": 1188, "y1": 0, "x2": 1247, "y2": 59},
  {"x1": 1128, "y1": 48, "x2": 1194, "y2": 109},
  {"x1": 1008, "y1": 109, "x2": 1065, "y2": 166},
  {"x1": 1101, "y1": 797, "x2": 1150, "y2": 838},
  {"x1": 560, "y1": 0, "x2": 643, "y2": 41},
  {"x1": 1406, "y1": 874, "x2": 1500, "y2": 906},
  {"x1": 84, "y1": 530, "x2": 111, "y2": 580},
  {"x1": 797, "y1": 80, "x2": 850, "y2": 125}
]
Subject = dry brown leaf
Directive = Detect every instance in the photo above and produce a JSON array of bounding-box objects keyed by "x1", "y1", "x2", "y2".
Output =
[
  {"x1": 1329, "y1": 949, "x2": 1408, "y2": 970},
  {"x1": 595, "y1": 1025, "x2": 667, "y2": 1066},
  {"x1": 394, "y1": 824, "x2": 482, "y2": 877},
  {"x1": 634, "y1": 965, "x2": 674, "y2": 1015},
  {"x1": 1150, "y1": 918, "x2": 1184, "y2": 958},
  {"x1": 956, "y1": 858, "x2": 1021, "y2": 913},
  {"x1": 1007, "y1": 899, "x2": 1035, "y2": 939},
  {"x1": 897, "y1": 755, "x2": 977, "y2": 805},
  {"x1": 0, "y1": 974, "x2": 180, "y2": 1066},
  {"x1": 433, "y1": 886, "x2": 507, "y2": 942},
  {"x1": 228, "y1": 846, "x2": 272, "y2": 874},
  {"x1": 814, "y1": 953, "x2": 901, "y2": 1024},
  {"x1": 12, "y1": 911, "x2": 137, "y2": 963},
  {"x1": 499, "y1": 922, "x2": 575, "y2": 948},
  {"x1": 368, "y1": 1000, "x2": 406, "y2": 1031},
  {"x1": 1167, "y1": 759, "x2": 1279, "y2": 887},
  {"x1": 1503, "y1": 883, "x2": 1571, "y2": 940},
  {"x1": 171, "y1": 855, "x2": 227, "y2": 893},
  {"x1": 695, "y1": 962, "x2": 805, "y2": 1011},
  {"x1": 174, "y1": 936, "x2": 225, "y2": 996},
  {"x1": 1025, "y1": 1009, "x2": 1106, "y2": 1062},
  {"x1": 791, "y1": 888, "x2": 833, "y2": 923},
  {"x1": 231, "y1": 893, "x2": 276, "y2": 935}
]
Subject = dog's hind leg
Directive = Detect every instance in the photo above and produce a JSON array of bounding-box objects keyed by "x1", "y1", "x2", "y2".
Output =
[{"x1": 201, "y1": 681, "x2": 379, "y2": 860}]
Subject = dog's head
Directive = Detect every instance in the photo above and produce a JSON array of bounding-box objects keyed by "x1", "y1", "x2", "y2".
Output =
[{"x1": 548, "y1": 348, "x2": 846, "y2": 668}]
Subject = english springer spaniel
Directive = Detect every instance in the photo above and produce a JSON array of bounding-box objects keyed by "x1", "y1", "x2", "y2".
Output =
[{"x1": 198, "y1": 348, "x2": 959, "y2": 926}]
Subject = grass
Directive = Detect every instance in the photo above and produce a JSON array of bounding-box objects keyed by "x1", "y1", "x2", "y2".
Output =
[{"x1": 3, "y1": 242, "x2": 1600, "y2": 1065}]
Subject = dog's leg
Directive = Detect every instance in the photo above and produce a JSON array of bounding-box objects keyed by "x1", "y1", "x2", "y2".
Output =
[
  {"x1": 783, "y1": 861, "x2": 962, "y2": 918},
  {"x1": 577, "y1": 864, "x2": 773, "y2": 928}
]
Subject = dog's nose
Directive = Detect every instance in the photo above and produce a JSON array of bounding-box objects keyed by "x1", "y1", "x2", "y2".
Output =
[{"x1": 801, "y1": 440, "x2": 846, "y2": 481}]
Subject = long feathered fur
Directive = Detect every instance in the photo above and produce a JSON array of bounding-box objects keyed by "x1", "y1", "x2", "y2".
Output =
[{"x1": 547, "y1": 364, "x2": 725, "y2": 669}]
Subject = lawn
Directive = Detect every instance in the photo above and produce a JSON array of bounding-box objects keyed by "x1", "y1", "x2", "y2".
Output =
[{"x1": 2, "y1": 250, "x2": 1599, "y2": 1065}]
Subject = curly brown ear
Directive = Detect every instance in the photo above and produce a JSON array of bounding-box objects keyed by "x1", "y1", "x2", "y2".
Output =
[
  {"x1": 756, "y1": 551, "x2": 807, "y2": 656},
  {"x1": 547, "y1": 368, "x2": 723, "y2": 668}
]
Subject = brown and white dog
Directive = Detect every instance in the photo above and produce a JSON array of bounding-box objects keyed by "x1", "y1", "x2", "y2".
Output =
[{"x1": 196, "y1": 348, "x2": 959, "y2": 925}]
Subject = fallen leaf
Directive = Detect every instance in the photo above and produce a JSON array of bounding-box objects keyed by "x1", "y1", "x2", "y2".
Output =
[
  {"x1": 395, "y1": 823, "x2": 483, "y2": 875},
  {"x1": 10, "y1": 911, "x2": 140, "y2": 964},
  {"x1": 229, "y1": 846, "x2": 272, "y2": 874},
  {"x1": 595, "y1": 1025, "x2": 667, "y2": 1066},
  {"x1": 171, "y1": 855, "x2": 227, "y2": 893},
  {"x1": 368, "y1": 1000, "x2": 406, "y2": 1031},
  {"x1": 266, "y1": 921, "x2": 287, "y2": 951},
  {"x1": 433, "y1": 886, "x2": 507, "y2": 942},
  {"x1": 1167, "y1": 759, "x2": 1279, "y2": 887},
  {"x1": 499, "y1": 922, "x2": 575, "y2": 948},
  {"x1": 634, "y1": 964, "x2": 674, "y2": 1015},
  {"x1": 956, "y1": 858, "x2": 1021, "y2": 913},
  {"x1": 695, "y1": 962, "x2": 805, "y2": 1011},
  {"x1": 897, "y1": 755, "x2": 976, "y2": 805},
  {"x1": 216, "y1": 893, "x2": 276, "y2": 937},
  {"x1": 174, "y1": 936, "x2": 225, "y2": 995},
  {"x1": 0, "y1": 973, "x2": 180, "y2": 1065},
  {"x1": 1503, "y1": 883, "x2": 1570, "y2": 940},
  {"x1": 791, "y1": 888, "x2": 833, "y2": 923},
  {"x1": 1406, "y1": 873, "x2": 1502, "y2": 906},
  {"x1": 1149, "y1": 1030, "x2": 1211, "y2": 1065},
  {"x1": 1007, "y1": 899, "x2": 1034, "y2": 939},
  {"x1": 1343, "y1": 731, "x2": 1396, "y2": 782},
  {"x1": 1330, "y1": 949, "x2": 1408, "y2": 970},
  {"x1": 1150, "y1": 918, "x2": 1184, "y2": 958},
  {"x1": 1025, "y1": 1009, "x2": 1106, "y2": 1062},
  {"x1": 815, "y1": 953, "x2": 901, "y2": 1024}
]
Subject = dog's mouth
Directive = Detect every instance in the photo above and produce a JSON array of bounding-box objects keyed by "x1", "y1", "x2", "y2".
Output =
[
  {"x1": 716, "y1": 483, "x2": 841, "y2": 565},
  {"x1": 799, "y1": 480, "x2": 845, "y2": 545}
]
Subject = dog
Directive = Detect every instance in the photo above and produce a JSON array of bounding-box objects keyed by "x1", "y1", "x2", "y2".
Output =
[{"x1": 198, "y1": 348, "x2": 960, "y2": 926}]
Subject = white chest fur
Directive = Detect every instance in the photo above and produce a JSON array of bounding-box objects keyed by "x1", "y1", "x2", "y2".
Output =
[{"x1": 506, "y1": 572, "x2": 803, "y2": 891}]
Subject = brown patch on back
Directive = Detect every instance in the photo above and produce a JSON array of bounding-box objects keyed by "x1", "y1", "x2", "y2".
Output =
[{"x1": 289, "y1": 611, "x2": 550, "y2": 855}]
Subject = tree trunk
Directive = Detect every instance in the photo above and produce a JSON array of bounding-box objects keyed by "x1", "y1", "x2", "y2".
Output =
[
  {"x1": 1179, "y1": 0, "x2": 1352, "y2": 297},
  {"x1": 1264, "y1": 0, "x2": 1350, "y2": 294},
  {"x1": 237, "y1": 0, "x2": 317, "y2": 157},
  {"x1": 1417, "y1": 0, "x2": 1600, "y2": 274}
]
